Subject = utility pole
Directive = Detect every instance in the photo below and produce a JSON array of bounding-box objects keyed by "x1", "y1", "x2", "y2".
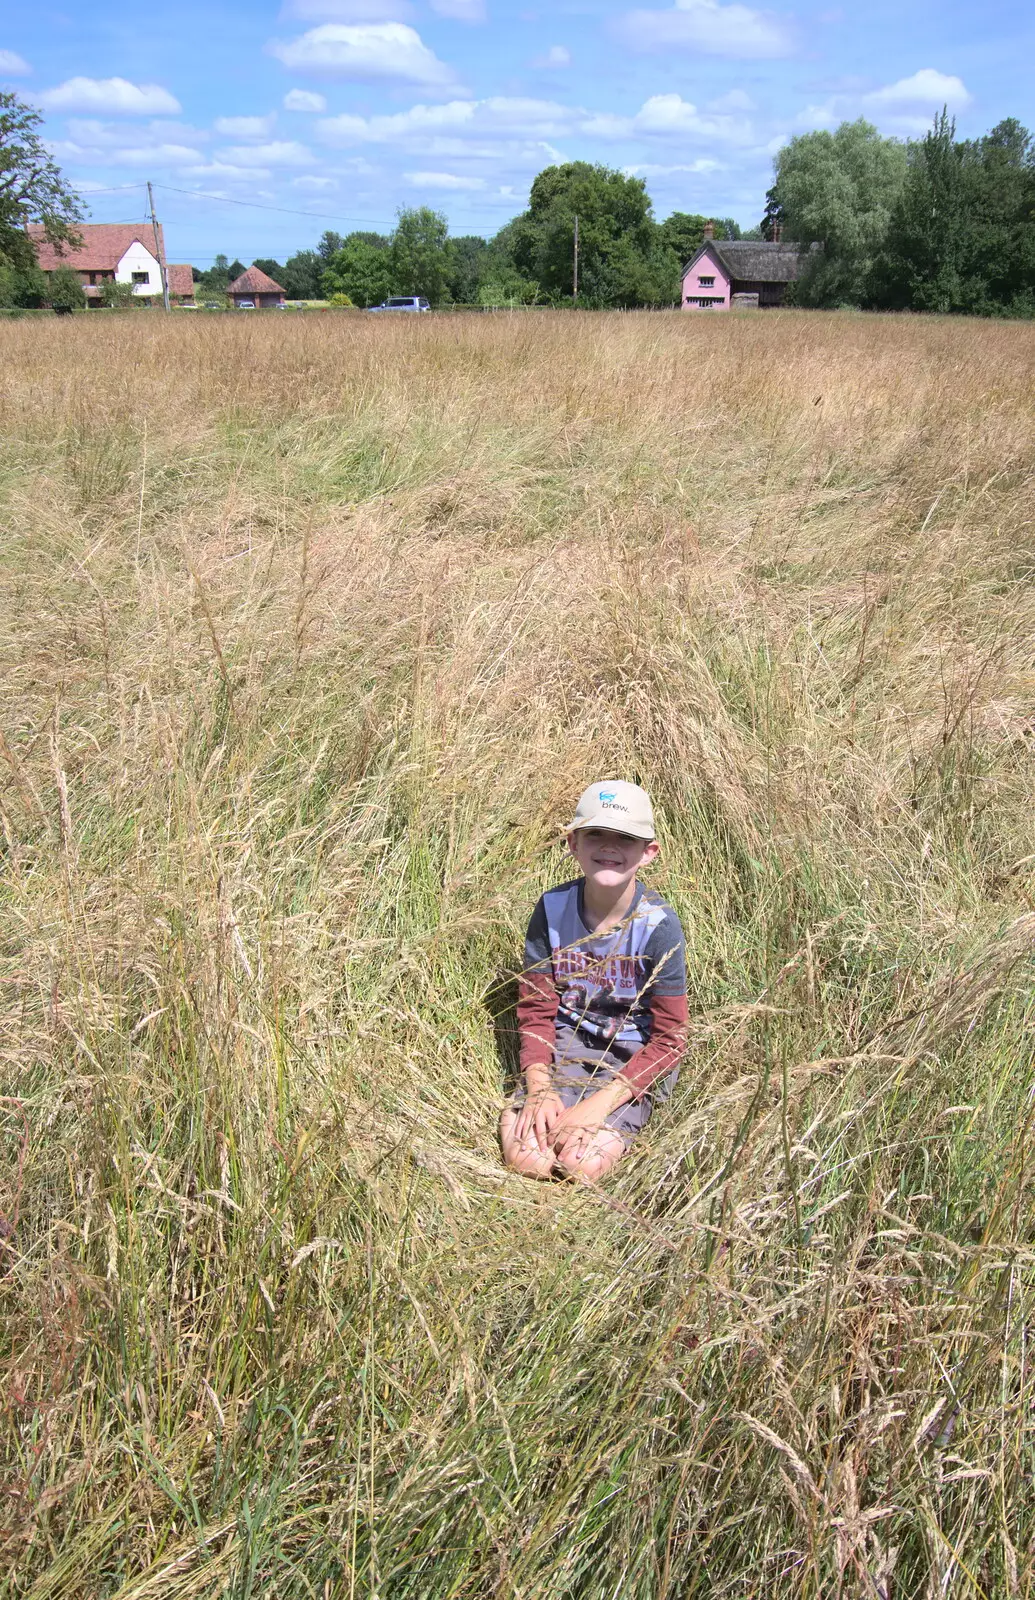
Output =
[
  {"x1": 147, "y1": 181, "x2": 171, "y2": 312},
  {"x1": 573, "y1": 212, "x2": 579, "y2": 304}
]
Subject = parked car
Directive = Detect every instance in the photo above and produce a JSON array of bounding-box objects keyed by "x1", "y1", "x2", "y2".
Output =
[
  {"x1": 236, "y1": 300, "x2": 256, "y2": 310},
  {"x1": 367, "y1": 296, "x2": 431, "y2": 313}
]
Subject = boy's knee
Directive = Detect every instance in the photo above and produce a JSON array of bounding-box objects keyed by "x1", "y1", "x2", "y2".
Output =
[
  {"x1": 504, "y1": 1145, "x2": 555, "y2": 1179},
  {"x1": 555, "y1": 1136, "x2": 625, "y2": 1182}
]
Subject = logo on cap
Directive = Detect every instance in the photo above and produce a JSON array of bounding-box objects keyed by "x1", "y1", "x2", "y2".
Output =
[{"x1": 599, "y1": 791, "x2": 615, "y2": 801}]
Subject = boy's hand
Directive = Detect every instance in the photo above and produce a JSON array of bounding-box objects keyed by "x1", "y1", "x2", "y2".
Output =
[
  {"x1": 515, "y1": 1071, "x2": 564, "y2": 1149},
  {"x1": 549, "y1": 1098, "x2": 609, "y2": 1161},
  {"x1": 550, "y1": 1078, "x2": 634, "y2": 1161}
]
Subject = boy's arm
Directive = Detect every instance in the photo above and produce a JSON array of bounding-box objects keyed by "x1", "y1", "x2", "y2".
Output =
[
  {"x1": 615, "y1": 991, "x2": 690, "y2": 1097},
  {"x1": 618, "y1": 911, "x2": 690, "y2": 1097},
  {"x1": 517, "y1": 897, "x2": 557, "y2": 1080},
  {"x1": 517, "y1": 970, "x2": 558, "y2": 1078}
]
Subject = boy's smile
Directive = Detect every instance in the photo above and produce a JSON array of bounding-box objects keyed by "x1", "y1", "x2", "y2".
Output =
[{"x1": 568, "y1": 826, "x2": 659, "y2": 892}]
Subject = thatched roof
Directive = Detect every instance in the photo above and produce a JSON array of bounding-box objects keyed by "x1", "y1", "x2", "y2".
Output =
[{"x1": 684, "y1": 240, "x2": 802, "y2": 285}]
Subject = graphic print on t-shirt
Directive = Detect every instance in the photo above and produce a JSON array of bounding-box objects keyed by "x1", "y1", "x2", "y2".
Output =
[{"x1": 524, "y1": 880, "x2": 686, "y2": 1049}]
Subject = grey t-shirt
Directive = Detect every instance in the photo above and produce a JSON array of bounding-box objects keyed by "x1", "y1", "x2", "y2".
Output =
[{"x1": 523, "y1": 878, "x2": 686, "y2": 1050}]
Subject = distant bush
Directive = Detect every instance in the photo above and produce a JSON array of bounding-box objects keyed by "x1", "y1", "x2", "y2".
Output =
[
  {"x1": 48, "y1": 265, "x2": 87, "y2": 314},
  {"x1": 99, "y1": 279, "x2": 140, "y2": 311}
]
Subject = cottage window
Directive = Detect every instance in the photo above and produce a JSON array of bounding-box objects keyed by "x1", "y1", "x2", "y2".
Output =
[
  {"x1": 131, "y1": 271, "x2": 149, "y2": 284},
  {"x1": 698, "y1": 275, "x2": 715, "y2": 287}
]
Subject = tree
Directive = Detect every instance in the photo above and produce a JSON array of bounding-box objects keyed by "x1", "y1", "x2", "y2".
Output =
[
  {"x1": 875, "y1": 114, "x2": 1035, "y2": 315},
  {"x1": 196, "y1": 254, "x2": 232, "y2": 293},
  {"x1": 477, "y1": 267, "x2": 540, "y2": 307},
  {"x1": 279, "y1": 250, "x2": 325, "y2": 300},
  {"x1": 317, "y1": 230, "x2": 345, "y2": 261},
  {"x1": 252, "y1": 258, "x2": 284, "y2": 281},
  {"x1": 48, "y1": 265, "x2": 86, "y2": 314},
  {"x1": 321, "y1": 233, "x2": 393, "y2": 307},
  {"x1": 99, "y1": 279, "x2": 138, "y2": 311},
  {"x1": 390, "y1": 206, "x2": 454, "y2": 304},
  {"x1": 511, "y1": 162, "x2": 668, "y2": 306},
  {"x1": 0, "y1": 90, "x2": 84, "y2": 303},
  {"x1": 766, "y1": 119, "x2": 907, "y2": 305},
  {"x1": 873, "y1": 112, "x2": 969, "y2": 312},
  {"x1": 228, "y1": 259, "x2": 246, "y2": 282},
  {"x1": 0, "y1": 257, "x2": 45, "y2": 308},
  {"x1": 658, "y1": 212, "x2": 739, "y2": 266},
  {"x1": 448, "y1": 234, "x2": 489, "y2": 303},
  {"x1": 970, "y1": 119, "x2": 1035, "y2": 312}
]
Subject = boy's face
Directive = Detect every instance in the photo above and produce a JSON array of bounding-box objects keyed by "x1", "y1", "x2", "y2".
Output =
[{"x1": 567, "y1": 826, "x2": 659, "y2": 891}]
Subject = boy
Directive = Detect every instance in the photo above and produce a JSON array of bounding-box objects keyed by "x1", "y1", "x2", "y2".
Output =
[{"x1": 500, "y1": 780, "x2": 689, "y2": 1183}]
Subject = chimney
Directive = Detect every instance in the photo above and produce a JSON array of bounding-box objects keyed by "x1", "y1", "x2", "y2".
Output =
[
  {"x1": 772, "y1": 222, "x2": 782, "y2": 244},
  {"x1": 703, "y1": 219, "x2": 715, "y2": 240}
]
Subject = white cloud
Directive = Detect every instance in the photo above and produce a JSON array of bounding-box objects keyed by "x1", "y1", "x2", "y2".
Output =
[
  {"x1": 64, "y1": 117, "x2": 209, "y2": 149},
  {"x1": 788, "y1": 69, "x2": 974, "y2": 142},
  {"x1": 38, "y1": 76, "x2": 182, "y2": 115},
  {"x1": 430, "y1": 0, "x2": 486, "y2": 19},
  {"x1": 864, "y1": 68, "x2": 971, "y2": 109},
  {"x1": 213, "y1": 114, "x2": 277, "y2": 138},
  {"x1": 284, "y1": 88, "x2": 328, "y2": 110},
  {"x1": 182, "y1": 162, "x2": 273, "y2": 181},
  {"x1": 269, "y1": 22, "x2": 457, "y2": 85},
  {"x1": 582, "y1": 93, "x2": 757, "y2": 146},
  {"x1": 318, "y1": 95, "x2": 574, "y2": 147},
  {"x1": 624, "y1": 158, "x2": 724, "y2": 175},
  {"x1": 614, "y1": 0, "x2": 793, "y2": 59},
  {"x1": 53, "y1": 138, "x2": 203, "y2": 167},
  {"x1": 292, "y1": 173, "x2": 340, "y2": 188},
  {"x1": 708, "y1": 87, "x2": 754, "y2": 111},
  {"x1": 0, "y1": 49, "x2": 31, "y2": 75},
  {"x1": 531, "y1": 45, "x2": 571, "y2": 68},
  {"x1": 216, "y1": 140, "x2": 313, "y2": 165},
  {"x1": 793, "y1": 99, "x2": 836, "y2": 129},
  {"x1": 404, "y1": 169, "x2": 486, "y2": 188}
]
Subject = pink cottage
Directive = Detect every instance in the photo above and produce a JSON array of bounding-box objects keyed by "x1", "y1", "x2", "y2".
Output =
[{"x1": 681, "y1": 222, "x2": 801, "y2": 310}]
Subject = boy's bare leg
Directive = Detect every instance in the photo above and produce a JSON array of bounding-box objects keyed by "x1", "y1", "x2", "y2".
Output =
[
  {"x1": 499, "y1": 1107, "x2": 557, "y2": 1180},
  {"x1": 553, "y1": 1128, "x2": 627, "y2": 1183}
]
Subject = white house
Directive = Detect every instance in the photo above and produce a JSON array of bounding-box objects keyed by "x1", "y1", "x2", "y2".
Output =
[{"x1": 28, "y1": 224, "x2": 194, "y2": 305}]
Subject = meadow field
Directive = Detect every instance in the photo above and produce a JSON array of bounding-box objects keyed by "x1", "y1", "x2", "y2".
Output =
[{"x1": 1, "y1": 307, "x2": 1034, "y2": 1598}]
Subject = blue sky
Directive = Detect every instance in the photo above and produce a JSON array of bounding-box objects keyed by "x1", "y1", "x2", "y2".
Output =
[{"x1": 2, "y1": 0, "x2": 1032, "y2": 268}]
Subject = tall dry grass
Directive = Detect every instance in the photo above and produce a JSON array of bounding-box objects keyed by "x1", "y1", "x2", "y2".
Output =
[{"x1": 1, "y1": 308, "x2": 1034, "y2": 1598}]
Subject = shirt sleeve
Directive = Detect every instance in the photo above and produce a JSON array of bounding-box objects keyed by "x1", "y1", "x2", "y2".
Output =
[
  {"x1": 643, "y1": 907, "x2": 687, "y2": 994},
  {"x1": 517, "y1": 896, "x2": 558, "y2": 1071},
  {"x1": 621, "y1": 907, "x2": 689, "y2": 1095},
  {"x1": 620, "y1": 992, "x2": 689, "y2": 1095}
]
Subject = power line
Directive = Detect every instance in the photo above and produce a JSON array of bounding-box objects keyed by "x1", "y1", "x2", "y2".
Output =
[{"x1": 155, "y1": 182, "x2": 393, "y2": 229}]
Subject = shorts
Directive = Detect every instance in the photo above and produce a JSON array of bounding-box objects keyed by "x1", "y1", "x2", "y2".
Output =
[{"x1": 508, "y1": 1023, "x2": 677, "y2": 1148}]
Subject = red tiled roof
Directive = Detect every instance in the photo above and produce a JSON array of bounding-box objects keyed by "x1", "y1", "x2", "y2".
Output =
[
  {"x1": 166, "y1": 264, "x2": 195, "y2": 298},
  {"x1": 28, "y1": 222, "x2": 165, "y2": 273},
  {"x1": 228, "y1": 266, "x2": 285, "y2": 295}
]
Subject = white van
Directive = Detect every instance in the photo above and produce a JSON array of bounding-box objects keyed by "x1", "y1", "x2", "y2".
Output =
[{"x1": 368, "y1": 296, "x2": 431, "y2": 313}]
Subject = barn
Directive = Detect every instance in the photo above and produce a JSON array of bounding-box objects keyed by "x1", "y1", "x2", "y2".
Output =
[{"x1": 227, "y1": 267, "x2": 286, "y2": 310}]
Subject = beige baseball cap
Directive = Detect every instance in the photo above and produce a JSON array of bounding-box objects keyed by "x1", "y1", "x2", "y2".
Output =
[{"x1": 567, "y1": 780, "x2": 655, "y2": 840}]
